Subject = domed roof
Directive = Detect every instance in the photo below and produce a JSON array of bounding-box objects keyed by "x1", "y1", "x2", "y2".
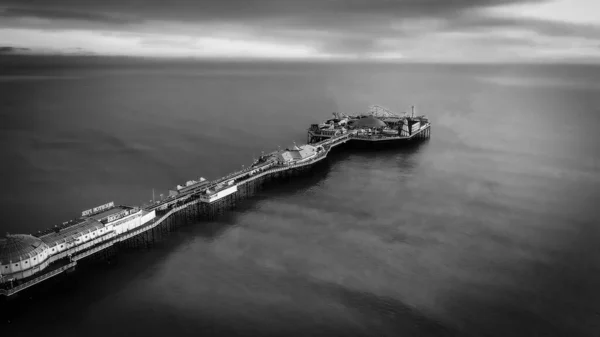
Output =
[
  {"x1": 353, "y1": 116, "x2": 387, "y2": 128},
  {"x1": 0, "y1": 234, "x2": 49, "y2": 265}
]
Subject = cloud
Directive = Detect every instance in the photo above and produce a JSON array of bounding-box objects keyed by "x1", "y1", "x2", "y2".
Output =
[
  {"x1": 0, "y1": 0, "x2": 599, "y2": 61},
  {"x1": 0, "y1": 0, "x2": 544, "y2": 22},
  {"x1": 0, "y1": 7, "x2": 140, "y2": 25},
  {"x1": 0, "y1": 45, "x2": 30, "y2": 53},
  {"x1": 445, "y1": 11, "x2": 600, "y2": 40}
]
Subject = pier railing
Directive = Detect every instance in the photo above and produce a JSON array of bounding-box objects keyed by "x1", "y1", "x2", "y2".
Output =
[
  {"x1": 73, "y1": 241, "x2": 114, "y2": 261},
  {"x1": 0, "y1": 123, "x2": 430, "y2": 297},
  {"x1": 0, "y1": 262, "x2": 77, "y2": 296},
  {"x1": 0, "y1": 200, "x2": 202, "y2": 297},
  {"x1": 148, "y1": 125, "x2": 427, "y2": 212},
  {"x1": 146, "y1": 131, "x2": 355, "y2": 212},
  {"x1": 47, "y1": 231, "x2": 117, "y2": 264},
  {"x1": 235, "y1": 133, "x2": 350, "y2": 185}
]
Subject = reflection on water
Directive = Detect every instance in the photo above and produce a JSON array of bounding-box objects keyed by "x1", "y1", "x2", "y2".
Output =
[{"x1": 1, "y1": 58, "x2": 600, "y2": 337}]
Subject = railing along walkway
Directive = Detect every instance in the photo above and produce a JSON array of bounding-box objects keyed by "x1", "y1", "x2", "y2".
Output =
[{"x1": 0, "y1": 262, "x2": 77, "y2": 296}]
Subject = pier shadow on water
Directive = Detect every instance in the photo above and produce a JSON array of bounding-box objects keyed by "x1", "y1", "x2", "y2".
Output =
[
  {"x1": 1, "y1": 139, "x2": 441, "y2": 337},
  {"x1": 192, "y1": 138, "x2": 431, "y2": 241}
]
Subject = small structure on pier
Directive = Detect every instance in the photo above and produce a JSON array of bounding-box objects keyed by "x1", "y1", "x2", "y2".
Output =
[
  {"x1": 0, "y1": 234, "x2": 51, "y2": 282},
  {"x1": 277, "y1": 144, "x2": 318, "y2": 165}
]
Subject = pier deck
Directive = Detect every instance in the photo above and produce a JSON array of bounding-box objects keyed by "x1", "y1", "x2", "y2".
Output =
[{"x1": 0, "y1": 110, "x2": 430, "y2": 297}]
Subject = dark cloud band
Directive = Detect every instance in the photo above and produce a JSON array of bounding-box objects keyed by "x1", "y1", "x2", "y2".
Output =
[
  {"x1": 0, "y1": 7, "x2": 141, "y2": 24},
  {"x1": 1, "y1": 0, "x2": 544, "y2": 23}
]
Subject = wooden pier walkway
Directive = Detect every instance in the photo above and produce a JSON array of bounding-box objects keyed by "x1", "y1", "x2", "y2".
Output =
[{"x1": 1, "y1": 122, "x2": 430, "y2": 297}]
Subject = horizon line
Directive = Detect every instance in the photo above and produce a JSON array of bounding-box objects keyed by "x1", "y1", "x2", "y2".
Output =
[{"x1": 2, "y1": 53, "x2": 600, "y2": 66}]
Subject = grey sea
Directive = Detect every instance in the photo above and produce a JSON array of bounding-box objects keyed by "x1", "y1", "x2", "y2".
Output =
[{"x1": 1, "y1": 56, "x2": 599, "y2": 337}]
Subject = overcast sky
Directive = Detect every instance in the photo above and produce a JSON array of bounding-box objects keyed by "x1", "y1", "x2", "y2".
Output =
[{"x1": 0, "y1": 0, "x2": 599, "y2": 62}]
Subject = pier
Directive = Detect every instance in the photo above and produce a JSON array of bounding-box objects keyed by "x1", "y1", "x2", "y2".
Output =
[{"x1": 0, "y1": 105, "x2": 431, "y2": 297}]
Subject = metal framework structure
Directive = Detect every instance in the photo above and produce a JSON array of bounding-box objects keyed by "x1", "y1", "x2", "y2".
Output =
[
  {"x1": 334, "y1": 105, "x2": 408, "y2": 119},
  {"x1": 331, "y1": 112, "x2": 351, "y2": 120},
  {"x1": 367, "y1": 105, "x2": 403, "y2": 118}
]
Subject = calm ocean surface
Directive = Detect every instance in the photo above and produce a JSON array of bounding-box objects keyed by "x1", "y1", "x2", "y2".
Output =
[{"x1": 1, "y1": 57, "x2": 599, "y2": 336}]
